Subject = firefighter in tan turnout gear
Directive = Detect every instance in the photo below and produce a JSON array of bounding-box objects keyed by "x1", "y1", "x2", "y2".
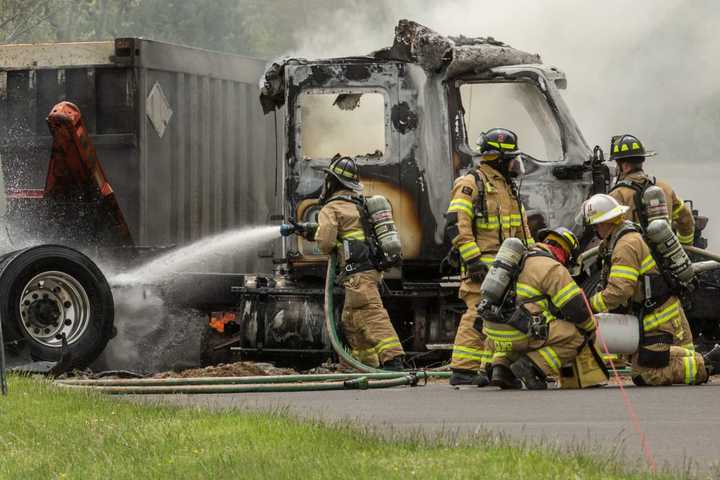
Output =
[
  {"x1": 286, "y1": 156, "x2": 405, "y2": 370},
  {"x1": 607, "y1": 134, "x2": 696, "y2": 350},
  {"x1": 608, "y1": 134, "x2": 695, "y2": 246},
  {"x1": 582, "y1": 194, "x2": 713, "y2": 386},
  {"x1": 445, "y1": 128, "x2": 534, "y2": 386},
  {"x1": 479, "y1": 228, "x2": 604, "y2": 390}
]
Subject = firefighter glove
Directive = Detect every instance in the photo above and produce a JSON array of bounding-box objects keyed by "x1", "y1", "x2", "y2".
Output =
[{"x1": 465, "y1": 257, "x2": 487, "y2": 282}]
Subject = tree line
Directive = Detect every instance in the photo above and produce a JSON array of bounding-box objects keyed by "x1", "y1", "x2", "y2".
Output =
[{"x1": 0, "y1": 0, "x2": 394, "y2": 58}]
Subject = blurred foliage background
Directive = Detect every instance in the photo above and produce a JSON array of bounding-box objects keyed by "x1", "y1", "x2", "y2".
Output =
[{"x1": 0, "y1": 0, "x2": 398, "y2": 57}]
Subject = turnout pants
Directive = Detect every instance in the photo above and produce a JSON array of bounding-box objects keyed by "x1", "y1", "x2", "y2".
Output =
[
  {"x1": 632, "y1": 312, "x2": 707, "y2": 385},
  {"x1": 673, "y1": 311, "x2": 695, "y2": 351},
  {"x1": 450, "y1": 289, "x2": 492, "y2": 372},
  {"x1": 485, "y1": 320, "x2": 585, "y2": 377},
  {"x1": 341, "y1": 270, "x2": 404, "y2": 365}
]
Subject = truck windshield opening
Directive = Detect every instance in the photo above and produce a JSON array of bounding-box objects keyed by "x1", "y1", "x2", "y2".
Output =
[{"x1": 460, "y1": 82, "x2": 562, "y2": 162}]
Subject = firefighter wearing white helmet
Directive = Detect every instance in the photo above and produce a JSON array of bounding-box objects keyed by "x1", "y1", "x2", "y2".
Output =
[{"x1": 582, "y1": 194, "x2": 709, "y2": 386}]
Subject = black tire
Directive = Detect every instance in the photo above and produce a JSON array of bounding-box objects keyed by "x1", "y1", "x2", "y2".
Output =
[{"x1": 0, "y1": 245, "x2": 114, "y2": 371}]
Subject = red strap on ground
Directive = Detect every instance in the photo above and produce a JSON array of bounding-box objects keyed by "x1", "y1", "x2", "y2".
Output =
[{"x1": 582, "y1": 293, "x2": 657, "y2": 473}]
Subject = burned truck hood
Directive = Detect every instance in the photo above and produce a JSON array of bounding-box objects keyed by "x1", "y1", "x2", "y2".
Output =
[{"x1": 259, "y1": 19, "x2": 541, "y2": 113}]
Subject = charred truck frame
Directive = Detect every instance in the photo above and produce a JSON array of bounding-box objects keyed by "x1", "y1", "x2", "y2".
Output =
[
  {"x1": 219, "y1": 21, "x2": 606, "y2": 361},
  {"x1": 231, "y1": 19, "x2": 715, "y2": 362}
]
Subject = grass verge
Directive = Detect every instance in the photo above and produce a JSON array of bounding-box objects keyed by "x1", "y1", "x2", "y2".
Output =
[{"x1": 0, "y1": 375, "x2": 671, "y2": 479}]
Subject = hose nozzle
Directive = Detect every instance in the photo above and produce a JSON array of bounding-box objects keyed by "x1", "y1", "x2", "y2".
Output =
[{"x1": 280, "y1": 223, "x2": 296, "y2": 237}]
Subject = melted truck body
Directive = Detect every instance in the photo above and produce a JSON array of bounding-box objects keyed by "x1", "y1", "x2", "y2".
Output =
[{"x1": 261, "y1": 20, "x2": 597, "y2": 282}]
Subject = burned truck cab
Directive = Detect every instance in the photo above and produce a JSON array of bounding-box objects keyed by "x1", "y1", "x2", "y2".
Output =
[
  {"x1": 252, "y1": 20, "x2": 601, "y2": 358},
  {"x1": 262, "y1": 21, "x2": 596, "y2": 286}
]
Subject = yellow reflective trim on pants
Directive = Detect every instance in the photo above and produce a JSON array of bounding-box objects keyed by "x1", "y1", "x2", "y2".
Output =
[
  {"x1": 609, "y1": 265, "x2": 639, "y2": 282},
  {"x1": 683, "y1": 355, "x2": 698, "y2": 384},
  {"x1": 459, "y1": 242, "x2": 481, "y2": 261},
  {"x1": 374, "y1": 337, "x2": 402, "y2": 355},
  {"x1": 448, "y1": 198, "x2": 474, "y2": 217},
  {"x1": 538, "y1": 346, "x2": 561, "y2": 373},
  {"x1": 680, "y1": 343, "x2": 695, "y2": 352},
  {"x1": 591, "y1": 292, "x2": 607, "y2": 313},
  {"x1": 551, "y1": 282, "x2": 581, "y2": 308},
  {"x1": 643, "y1": 300, "x2": 681, "y2": 331},
  {"x1": 483, "y1": 326, "x2": 527, "y2": 341},
  {"x1": 677, "y1": 232, "x2": 694, "y2": 245},
  {"x1": 639, "y1": 255, "x2": 657, "y2": 274},
  {"x1": 452, "y1": 346, "x2": 491, "y2": 362},
  {"x1": 340, "y1": 229, "x2": 365, "y2": 241}
]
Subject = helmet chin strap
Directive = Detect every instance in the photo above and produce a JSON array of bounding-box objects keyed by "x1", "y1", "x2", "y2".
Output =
[
  {"x1": 319, "y1": 176, "x2": 338, "y2": 204},
  {"x1": 545, "y1": 242, "x2": 569, "y2": 265}
]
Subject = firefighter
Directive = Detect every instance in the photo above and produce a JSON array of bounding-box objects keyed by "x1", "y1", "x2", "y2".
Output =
[
  {"x1": 582, "y1": 194, "x2": 710, "y2": 386},
  {"x1": 445, "y1": 128, "x2": 534, "y2": 386},
  {"x1": 481, "y1": 227, "x2": 600, "y2": 390},
  {"x1": 608, "y1": 134, "x2": 695, "y2": 246},
  {"x1": 608, "y1": 134, "x2": 696, "y2": 349},
  {"x1": 289, "y1": 156, "x2": 405, "y2": 370}
]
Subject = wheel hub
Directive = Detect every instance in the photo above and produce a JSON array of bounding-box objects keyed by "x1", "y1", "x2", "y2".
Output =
[
  {"x1": 26, "y1": 297, "x2": 61, "y2": 327},
  {"x1": 18, "y1": 271, "x2": 91, "y2": 348}
]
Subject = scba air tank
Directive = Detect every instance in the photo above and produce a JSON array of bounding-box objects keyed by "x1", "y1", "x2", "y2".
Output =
[
  {"x1": 645, "y1": 219, "x2": 696, "y2": 286},
  {"x1": 365, "y1": 195, "x2": 402, "y2": 257},
  {"x1": 480, "y1": 237, "x2": 526, "y2": 305},
  {"x1": 642, "y1": 185, "x2": 669, "y2": 223}
]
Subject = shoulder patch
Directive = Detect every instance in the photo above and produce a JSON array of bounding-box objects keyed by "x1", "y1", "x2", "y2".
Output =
[{"x1": 462, "y1": 186, "x2": 474, "y2": 196}]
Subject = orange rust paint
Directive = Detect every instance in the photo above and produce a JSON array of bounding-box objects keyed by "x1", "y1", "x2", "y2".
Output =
[{"x1": 45, "y1": 101, "x2": 133, "y2": 246}]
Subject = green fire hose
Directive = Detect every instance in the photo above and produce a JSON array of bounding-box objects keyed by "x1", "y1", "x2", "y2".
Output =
[
  {"x1": 56, "y1": 373, "x2": 423, "y2": 395},
  {"x1": 56, "y1": 254, "x2": 447, "y2": 395}
]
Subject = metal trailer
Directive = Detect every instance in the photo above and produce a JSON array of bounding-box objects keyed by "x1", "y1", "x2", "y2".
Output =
[{"x1": 0, "y1": 38, "x2": 283, "y2": 273}]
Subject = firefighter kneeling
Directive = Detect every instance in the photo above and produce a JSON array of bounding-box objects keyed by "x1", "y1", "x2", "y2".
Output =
[
  {"x1": 479, "y1": 228, "x2": 607, "y2": 390},
  {"x1": 582, "y1": 194, "x2": 720, "y2": 385},
  {"x1": 283, "y1": 155, "x2": 405, "y2": 370}
]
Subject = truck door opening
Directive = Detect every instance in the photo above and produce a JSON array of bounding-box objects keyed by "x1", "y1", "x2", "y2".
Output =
[{"x1": 297, "y1": 90, "x2": 388, "y2": 162}]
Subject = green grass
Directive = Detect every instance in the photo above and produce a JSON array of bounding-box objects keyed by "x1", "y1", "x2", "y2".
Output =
[{"x1": 0, "y1": 375, "x2": 675, "y2": 480}]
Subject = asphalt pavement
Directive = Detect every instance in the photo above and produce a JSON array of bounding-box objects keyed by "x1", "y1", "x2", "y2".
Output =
[{"x1": 134, "y1": 382, "x2": 720, "y2": 475}]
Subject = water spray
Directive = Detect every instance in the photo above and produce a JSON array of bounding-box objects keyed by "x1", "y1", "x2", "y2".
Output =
[{"x1": 111, "y1": 225, "x2": 281, "y2": 286}]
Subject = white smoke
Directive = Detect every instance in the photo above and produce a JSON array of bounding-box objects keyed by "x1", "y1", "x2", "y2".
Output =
[{"x1": 290, "y1": 0, "x2": 720, "y2": 247}]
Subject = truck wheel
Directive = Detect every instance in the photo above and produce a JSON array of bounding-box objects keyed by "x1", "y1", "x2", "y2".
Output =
[{"x1": 0, "y1": 245, "x2": 114, "y2": 371}]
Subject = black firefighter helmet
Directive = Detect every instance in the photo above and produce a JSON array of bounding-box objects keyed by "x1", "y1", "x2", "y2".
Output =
[
  {"x1": 609, "y1": 134, "x2": 656, "y2": 162},
  {"x1": 323, "y1": 155, "x2": 363, "y2": 191},
  {"x1": 477, "y1": 128, "x2": 521, "y2": 157}
]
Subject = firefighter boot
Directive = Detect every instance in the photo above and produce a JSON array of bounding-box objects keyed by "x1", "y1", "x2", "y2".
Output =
[
  {"x1": 382, "y1": 356, "x2": 405, "y2": 372},
  {"x1": 489, "y1": 364, "x2": 522, "y2": 389},
  {"x1": 510, "y1": 356, "x2": 548, "y2": 390},
  {"x1": 703, "y1": 344, "x2": 720, "y2": 376},
  {"x1": 449, "y1": 368, "x2": 490, "y2": 387}
]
